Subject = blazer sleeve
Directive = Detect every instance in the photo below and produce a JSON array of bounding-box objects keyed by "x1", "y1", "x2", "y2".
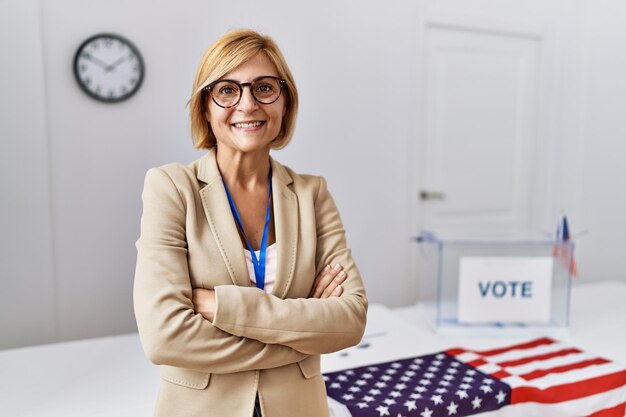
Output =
[
  {"x1": 133, "y1": 167, "x2": 308, "y2": 374},
  {"x1": 211, "y1": 176, "x2": 368, "y2": 355}
]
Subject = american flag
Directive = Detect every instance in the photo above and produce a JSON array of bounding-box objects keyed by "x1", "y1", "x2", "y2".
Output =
[{"x1": 325, "y1": 338, "x2": 626, "y2": 417}]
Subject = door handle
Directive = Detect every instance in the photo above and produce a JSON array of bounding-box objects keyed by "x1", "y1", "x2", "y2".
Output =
[{"x1": 419, "y1": 190, "x2": 446, "y2": 201}]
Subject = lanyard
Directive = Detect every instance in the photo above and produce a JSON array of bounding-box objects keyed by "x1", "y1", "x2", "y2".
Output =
[{"x1": 222, "y1": 170, "x2": 272, "y2": 290}]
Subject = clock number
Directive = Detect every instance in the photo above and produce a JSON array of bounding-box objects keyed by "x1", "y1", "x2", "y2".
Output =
[
  {"x1": 81, "y1": 52, "x2": 91, "y2": 60},
  {"x1": 104, "y1": 38, "x2": 113, "y2": 48}
]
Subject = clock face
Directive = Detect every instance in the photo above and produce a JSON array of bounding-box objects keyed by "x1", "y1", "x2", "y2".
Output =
[{"x1": 73, "y1": 33, "x2": 145, "y2": 103}]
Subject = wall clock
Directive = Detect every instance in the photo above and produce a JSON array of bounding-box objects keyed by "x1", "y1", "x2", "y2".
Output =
[{"x1": 73, "y1": 33, "x2": 145, "y2": 103}]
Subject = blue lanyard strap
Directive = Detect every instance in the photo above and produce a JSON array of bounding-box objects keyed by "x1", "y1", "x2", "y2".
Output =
[{"x1": 222, "y1": 170, "x2": 272, "y2": 290}]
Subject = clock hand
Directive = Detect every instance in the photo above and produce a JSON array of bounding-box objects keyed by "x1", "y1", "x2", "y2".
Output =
[
  {"x1": 84, "y1": 54, "x2": 110, "y2": 70},
  {"x1": 106, "y1": 56, "x2": 127, "y2": 72}
]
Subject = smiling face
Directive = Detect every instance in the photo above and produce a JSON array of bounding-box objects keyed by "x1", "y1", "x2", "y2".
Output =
[{"x1": 205, "y1": 53, "x2": 286, "y2": 158}]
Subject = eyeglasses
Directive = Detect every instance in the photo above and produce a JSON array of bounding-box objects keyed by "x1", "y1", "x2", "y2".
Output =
[{"x1": 203, "y1": 76, "x2": 286, "y2": 108}]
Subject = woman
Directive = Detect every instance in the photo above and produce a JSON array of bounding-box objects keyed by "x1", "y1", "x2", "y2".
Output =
[{"x1": 134, "y1": 29, "x2": 367, "y2": 417}]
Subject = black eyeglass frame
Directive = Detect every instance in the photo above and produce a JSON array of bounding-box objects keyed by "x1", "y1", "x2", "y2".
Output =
[{"x1": 203, "y1": 75, "x2": 287, "y2": 109}]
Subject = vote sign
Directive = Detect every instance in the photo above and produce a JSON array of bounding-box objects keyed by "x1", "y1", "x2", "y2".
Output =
[{"x1": 457, "y1": 256, "x2": 553, "y2": 324}]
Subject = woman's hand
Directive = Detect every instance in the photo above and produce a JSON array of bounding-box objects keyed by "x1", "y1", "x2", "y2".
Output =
[
  {"x1": 309, "y1": 264, "x2": 347, "y2": 298},
  {"x1": 192, "y1": 288, "x2": 217, "y2": 322}
]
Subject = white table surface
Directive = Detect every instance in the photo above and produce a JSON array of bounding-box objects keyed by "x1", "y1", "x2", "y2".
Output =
[{"x1": 0, "y1": 281, "x2": 624, "y2": 417}]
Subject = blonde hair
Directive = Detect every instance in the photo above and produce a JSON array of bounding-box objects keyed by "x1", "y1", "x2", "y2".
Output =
[{"x1": 189, "y1": 29, "x2": 298, "y2": 150}]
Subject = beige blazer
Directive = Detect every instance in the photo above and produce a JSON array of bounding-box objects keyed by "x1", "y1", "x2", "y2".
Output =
[{"x1": 134, "y1": 150, "x2": 368, "y2": 417}]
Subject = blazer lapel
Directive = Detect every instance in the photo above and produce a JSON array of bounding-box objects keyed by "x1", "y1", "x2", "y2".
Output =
[
  {"x1": 270, "y1": 158, "x2": 299, "y2": 299},
  {"x1": 197, "y1": 151, "x2": 250, "y2": 287}
]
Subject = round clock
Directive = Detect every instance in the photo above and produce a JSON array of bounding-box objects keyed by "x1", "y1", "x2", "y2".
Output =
[{"x1": 73, "y1": 33, "x2": 145, "y2": 103}]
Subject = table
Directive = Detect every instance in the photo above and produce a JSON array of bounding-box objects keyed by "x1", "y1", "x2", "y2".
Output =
[{"x1": 0, "y1": 281, "x2": 624, "y2": 417}]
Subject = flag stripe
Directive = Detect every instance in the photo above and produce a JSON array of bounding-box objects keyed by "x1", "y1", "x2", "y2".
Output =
[
  {"x1": 504, "y1": 351, "x2": 598, "y2": 375},
  {"x1": 472, "y1": 337, "x2": 554, "y2": 356},
  {"x1": 472, "y1": 385, "x2": 626, "y2": 417},
  {"x1": 524, "y1": 362, "x2": 625, "y2": 390},
  {"x1": 483, "y1": 342, "x2": 569, "y2": 364},
  {"x1": 586, "y1": 402, "x2": 626, "y2": 417},
  {"x1": 520, "y1": 358, "x2": 611, "y2": 381},
  {"x1": 496, "y1": 348, "x2": 581, "y2": 367},
  {"x1": 511, "y1": 370, "x2": 626, "y2": 404}
]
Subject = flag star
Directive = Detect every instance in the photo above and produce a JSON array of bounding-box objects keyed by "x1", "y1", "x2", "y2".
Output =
[
  {"x1": 435, "y1": 387, "x2": 448, "y2": 394},
  {"x1": 420, "y1": 407, "x2": 434, "y2": 417},
  {"x1": 439, "y1": 380, "x2": 451, "y2": 386},
  {"x1": 405, "y1": 370, "x2": 416, "y2": 377},
  {"x1": 479, "y1": 385, "x2": 493, "y2": 393},
  {"x1": 381, "y1": 375, "x2": 392, "y2": 381},
  {"x1": 330, "y1": 382, "x2": 341, "y2": 389},
  {"x1": 414, "y1": 386, "x2": 427, "y2": 393},
  {"x1": 337, "y1": 375, "x2": 349, "y2": 382},
  {"x1": 450, "y1": 362, "x2": 460, "y2": 367},
  {"x1": 369, "y1": 388, "x2": 382, "y2": 395},
  {"x1": 446, "y1": 401, "x2": 458, "y2": 415},
  {"x1": 462, "y1": 376, "x2": 474, "y2": 383},
  {"x1": 496, "y1": 390, "x2": 507, "y2": 404},
  {"x1": 432, "y1": 360, "x2": 443, "y2": 366},
  {"x1": 392, "y1": 362, "x2": 403, "y2": 368},
  {"x1": 404, "y1": 400, "x2": 417, "y2": 411},
  {"x1": 400, "y1": 376, "x2": 412, "y2": 382},
  {"x1": 418, "y1": 379, "x2": 432, "y2": 386},
  {"x1": 482, "y1": 379, "x2": 494, "y2": 385},
  {"x1": 324, "y1": 376, "x2": 330, "y2": 381},
  {"x1": 446, "y1": 368, "x2": 458, "y2": 374},
  {"x1": 397, "y1": 414, "x2": 406, "y2": 417},
  {"x1": 376, "y1": 382, "x2": 388, "y2": 388},
  {"x1": 342, "y1": 394, "x2": 354, "y2": 401},
  {"x1": 443, "y1": 374, "x2": 455, "y2": 381},
  {"x1": 349, "y1": 386, "x2": 361, "y2": 393},
  {"x1": 346, "y1": 370, "x2": 355, "y2": 375},
  {"x1": 472, "y1": 396, "x2": 483, "y2": 409},
  {"x1": 389, "y1": 391, "x2": 402, "y2": 398},
  {"x1": 384, "y1": 398, "x2": 397, "y2": 406},
  {"x1": 386, "y1": 369, "x2": 398, "y2": 375},
  {"x1": 466, "y1": 369, "x2": 476, "y2": 376},
  {"x1": 395, "y1": 383, "x2": 407, "y2": 390},
  {"x1": 362, "y1": 373, "x2": 373, "y2": 379},
  {"x1": 436, "y1": 354, "x2": 446, "y2": 359},
  {"x1": 455, "y1": 390, "x2": 468, "y2": 399},
  {"x1": 410, "y1": 393, "x2": 423, "y2": 399},
  {"x1": 363, "y1": 395, "x2": 375, "y2": 402},
  {"x1": 356, "y1": 379, "x2": 367, "y2": 386},
  {"x1": 428, "y1": 366, "x2": 439, "y2": 372},
  {"x1": 459, "y1": 383, "x2": 471, "y2": 390},
  {"x1": 356, "y1": 402, "x2": 369, "y2": 409},
  {"x1": 409, "y1": 364, "x2": 421, "y2": 370},
  {"x1": 376, "y1": 405, "x2": 390, "y2": 416},
  {"x1": 414, "y1": 358, "x2": 424, "y2": 364},
  {"x1": 424, "y1": 372, "x2": 435, "y2": 379},
  {"x1": 430, "y1": 394, "x2": 444, "y2": 405},
  {"x1": 367, "y1": 367, "x2": 379, "y2": 372}
]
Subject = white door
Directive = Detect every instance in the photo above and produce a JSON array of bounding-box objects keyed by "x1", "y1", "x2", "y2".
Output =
[{"x1": 415, "y1": 13, "x2": 555, "y2": 235}]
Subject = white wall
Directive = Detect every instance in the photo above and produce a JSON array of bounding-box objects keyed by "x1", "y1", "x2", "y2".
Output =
[
  {"x1": 0, "y1": 0, "x2": 57, "y2": 348},
  {"x1": 577, "y1": 0, "x2": 626, "y2": 282},
  {"x1": 1, "y1": 0, "x2": 624, "y2": 349}
]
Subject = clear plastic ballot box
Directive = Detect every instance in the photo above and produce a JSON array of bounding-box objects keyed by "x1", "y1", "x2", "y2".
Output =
[{"x1": 415, "y1": 231, "x2": 574, "y2": 336}]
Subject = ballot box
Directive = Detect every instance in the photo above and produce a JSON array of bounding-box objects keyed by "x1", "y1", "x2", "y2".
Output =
[{"x1": 415, "y1": 231, "x2": 574, "y2": 336}]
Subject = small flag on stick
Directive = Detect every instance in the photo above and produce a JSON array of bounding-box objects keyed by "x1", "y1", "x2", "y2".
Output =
[{"x1": 555, "y1": 215, "x2": 577, "y2": 277}]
